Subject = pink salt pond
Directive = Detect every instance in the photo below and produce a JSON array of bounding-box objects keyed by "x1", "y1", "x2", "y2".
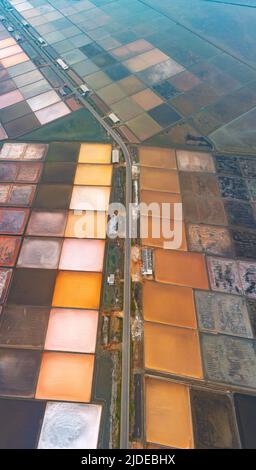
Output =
[
  {"x1": 35, "y1": 102, "x2": 70, "y2": 125},
  {"x1": 59, "y1": 239, "x2": 105, "y2": 272},
  {"x1": 0, "y1": 90, "x2": 23, "y2": 110},
  {"x1": 0, "y1": 39, "x2": 16, "y2": 50},
  {"x1": 0, "y1": 45, "x2": 22, "y2": 60},
  {"x1": 44, "y1": 308, "x2": 98, "y2": 354},
  {"x1": 70, "y1": 186, "x2": 110, "y2": 211},
  {"x1": 1, "y1": 52, "x2": 29, "y2": 68}
]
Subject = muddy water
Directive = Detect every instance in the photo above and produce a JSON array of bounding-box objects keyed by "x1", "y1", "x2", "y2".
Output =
[
  {"x1": 140, "y1": 216, "x2": 187, "y2": 250},
  {"x1": 145, "y1": 377, "x2": 194, "y2": 448},
  {"x1": 140, "y1": 146, "x2": 177, "y2": 169},
  {"x1": 140, "y1": 167, "x2": 180, "y2": 193},
  {"x1": 143, "y1": 280, "x2": 197, "y2": 328},
  {"x1": 155, "y1": 249, "x2": 209, "y2": 289},
  {"x1": 144, "y1": 322, "x2": 203, "y2": 378}
]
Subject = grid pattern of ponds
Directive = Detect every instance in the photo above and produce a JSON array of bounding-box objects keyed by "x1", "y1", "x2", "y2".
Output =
[
  {"x1": 0, "y1": 23, "x2": 71, "y2": 139},
  {"x1": 6, "y1": 0, "x2": 256, "y2": 150},
  {"x1": 0, "y1": 141, "x2": 112, "y2": 449},
  {"x1": 141, "y1": 147, "x2": 256, "y2": 449}
]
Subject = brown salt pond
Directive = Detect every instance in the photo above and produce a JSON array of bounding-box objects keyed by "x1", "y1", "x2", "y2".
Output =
[
  {"x1": 16, "y1": 163, "x2": 42, "y2": 183},
  {"x1": 145, "y1": 377, "x2": 194, "y2": 448},
  {"x1": 0, "y1": 235, "x2": 21, "y2": 267},
  {"x1": 124, "y1": 49, "x2": 169, "y2": 72},
  {"x1": 140, "y1": 167, "x2": 180, "y2": 193},
  {"x1": 0, "y1": 207, "x2": 29, "y2": 235},
  {"x1": 140, "y1": 190, "x2": 182, "y2": 219},
  {"x1": 26, "y1": 210, "x2": 67, "y2": 237},
  {"x1": 132, "y1": 89, "x2": 162, "y2": 111},
  {"x1": 140, "y1": 216, "x2": 187, "y2": 250},
  {"x1": 176, "y1": 150, "x2": 215, "y2": 173},
  {"x1": 155, "y1": 249, "x2": 209, "y2": 289},
  {"x1": 17, "y1": 238, "x2": 62, "y2": 269},
  {"x1": 143, "y1": 280, "x2": 197, "y2": 328},
  {"x1": 0, "y1": 143, "x2": 27, "y2": 160},
  {"x1": 111, "y1": 39, "x2": 153, "y2": 60},
  {"x1": 144, "y1": 322, "x2": 203, "y2": 379},
  {"x1": 0, "y1": 143, "x2": 47, "y2": 161},
  {"x1": 139, "y1": 146, "x2": 177, "y2": 169}
]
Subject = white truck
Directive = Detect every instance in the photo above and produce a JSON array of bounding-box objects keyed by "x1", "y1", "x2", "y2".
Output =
[
  {"x1": 108, "y1": 112, "x2": 120, "y2": 124},
  {"x1": 56, "y1": 58, "x2": 69, "y2": 70},
  {"x1": 79, "y1": 84, "x2": 90, "y2": 96}
]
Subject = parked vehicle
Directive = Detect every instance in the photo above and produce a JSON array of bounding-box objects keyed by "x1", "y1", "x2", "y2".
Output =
[
  {"x1": 58, "y1": 85, "x2": 72, "y2": 97},
  {"x1": 56, "y1": 58, "x2": 69, "y2": 70},
  {"x1": 37, "y1": 37, "x2": 47, "y2": 47},
  {"x1": 79, "y1": 84, "x2": 90, "y2": 96},
  {"x1": 14, "y1": 33, "x2": 22, "y2": 42},
  {"x1": 108, "y1": 112, "x2": 120, "y2": 124}
]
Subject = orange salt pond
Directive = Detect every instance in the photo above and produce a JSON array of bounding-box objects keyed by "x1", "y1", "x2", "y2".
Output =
[
  {"x1": 74, "y1": 164, "x2": 112, "y2": 186},
  {"x1": 140, "y1": 190, "x2": 182, "y2": 219},
  {"x1": 144, "y1": 322, "x2": 203, "y2": 379},
  {"x1": 140, "y1": 190, "x2": 181, "y2": 205},
  {"x1": 65, "y1": 211, "x2": 107, "y2": 239},
  {"x1": 140, "y1": 168, "x2": 180, "y2": 193},
  {"x1": 155, "y1": 249, "x2": 209, "y2": 289},
  {"x1": 132, "y1": 89, "x2": 162, "y2": 111},
  {"x1": 140, "y1": 146, "x2": 177, "y2": 169},
  {"x1": 35, "y1": 352, "x2": 94, "y2": 402},
  {"x1": 78, "y1": 143, "x2": 112, "y2": 164},
  {"x1": 140, "y1": 216, "x2": 187, "y2": 250},
  {"x1": 143, "y1": 280, "x2": 197, "y2": 328},
  {"x1": 70, "y1": 186, "x2": 110, "y2": 211},
  {"x1": 52, "y1": 271, "x2": 102, "y2": 309},
  {"x1": 146, "y1": 377, "x2": 193, "y2": 448}
]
